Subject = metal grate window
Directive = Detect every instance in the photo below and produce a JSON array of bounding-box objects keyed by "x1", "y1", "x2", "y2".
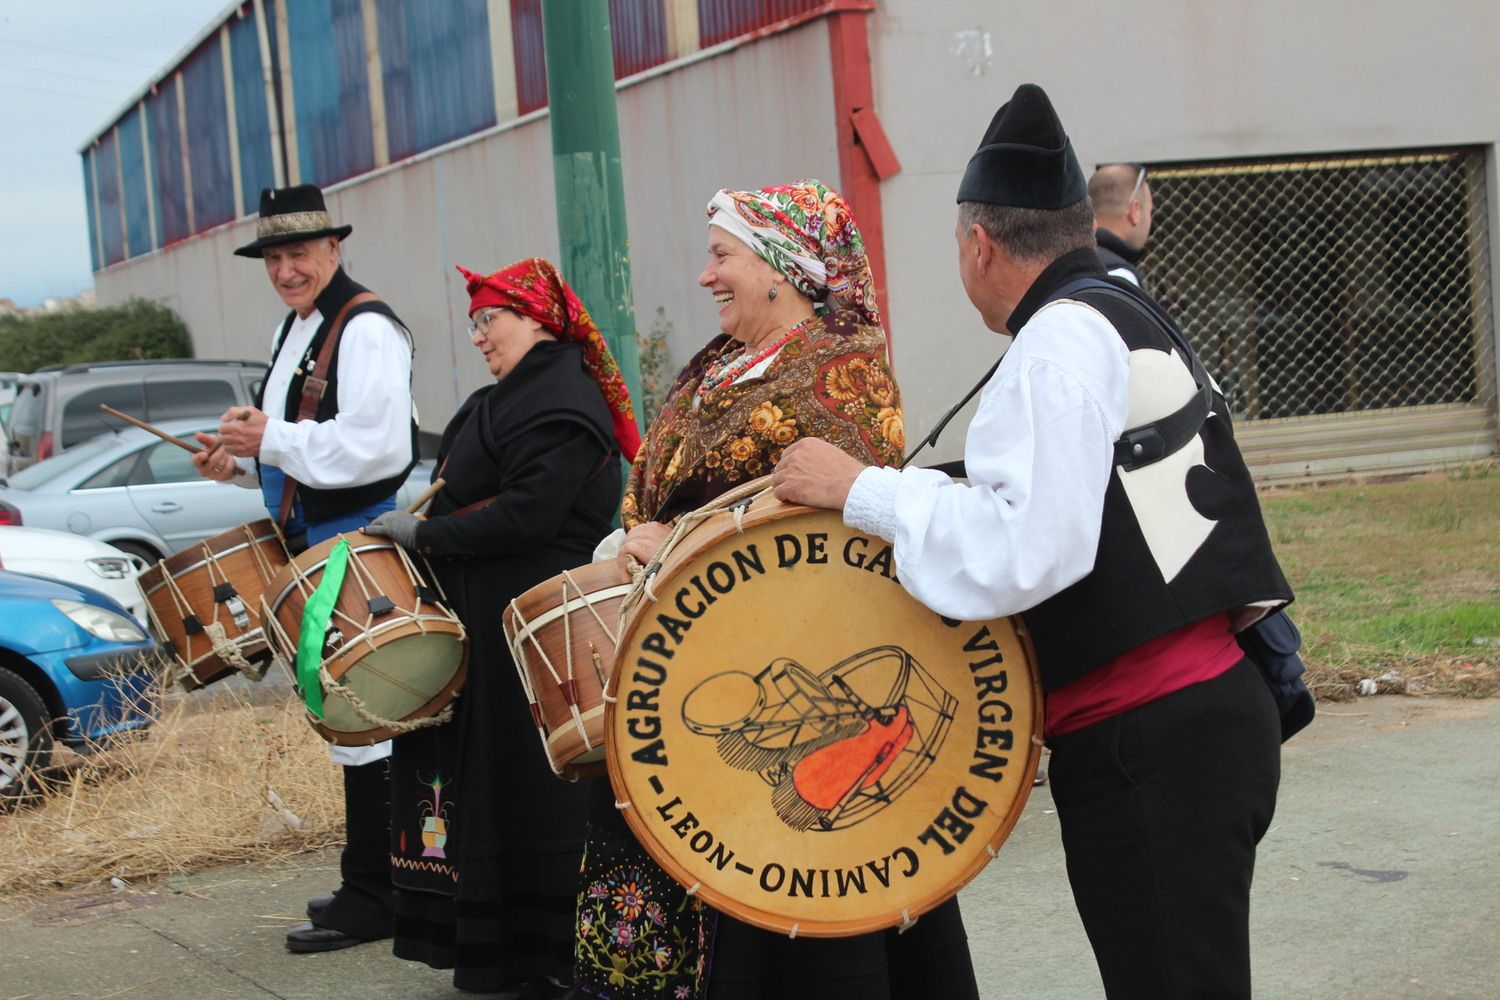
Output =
[{"x1": 1145, "y1": 149, "x2": 1495, "y2": 423}]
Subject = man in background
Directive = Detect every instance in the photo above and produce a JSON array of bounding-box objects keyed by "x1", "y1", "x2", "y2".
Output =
[{"x1": 1089, "y1": 162, "x2": 1153, "y2": 285}]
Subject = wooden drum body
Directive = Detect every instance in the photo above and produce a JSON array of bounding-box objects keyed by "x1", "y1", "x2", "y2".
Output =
[
  {"x1": 605, "y1": 484, "x2": 1042, "y2": 938},
  {"x1": 504, "y1": 560, "x2": 634, "y2": 780},
  {"x1": 263, "y1": 533, "x2": 468, "y2": 746},
  {"x1": 138, "y1": 519, "x2": 289, "y2": 690}
]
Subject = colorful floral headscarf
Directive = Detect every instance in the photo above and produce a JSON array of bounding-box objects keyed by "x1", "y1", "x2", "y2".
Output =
[
  {"x1": 706, "y1": 180, "x2": 880, "y2": 329},
  {"x1": 456, "y1": 258, "x2": 641, "y2": 462}
]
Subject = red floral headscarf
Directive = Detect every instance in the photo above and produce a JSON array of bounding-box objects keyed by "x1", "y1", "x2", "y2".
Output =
[{"x1": 456, "y1": 258, "x2": 641, "y2": 462}]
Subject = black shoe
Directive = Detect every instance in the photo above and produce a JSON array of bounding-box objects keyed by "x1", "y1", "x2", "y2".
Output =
[
  {"x1": 285, "y1": 921, "x2": 371, "y2": 954},
  {"x1": 305, "y1": 893, "x2": 336, "y2": 920}
]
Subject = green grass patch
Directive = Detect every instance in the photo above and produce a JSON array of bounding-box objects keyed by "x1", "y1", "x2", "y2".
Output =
[{"x1": 1262, "y1": 468, "x2": 1500, "y2": 699}]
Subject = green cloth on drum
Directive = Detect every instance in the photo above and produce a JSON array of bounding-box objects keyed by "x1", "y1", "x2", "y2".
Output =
[{"x1": 296, "y1": 538, "x2": 349, "y2": 718}]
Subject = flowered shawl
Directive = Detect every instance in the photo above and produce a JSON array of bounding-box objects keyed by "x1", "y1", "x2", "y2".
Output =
[
  {"x1": 621, "y1": 310, "x2": 903, "y2": 527},
  {"x1": 706, "y1": 180, "x2": 880, "y2": 328},
  {"x1": 456, "y1": 258, "x2": 641, "y2": 461}
]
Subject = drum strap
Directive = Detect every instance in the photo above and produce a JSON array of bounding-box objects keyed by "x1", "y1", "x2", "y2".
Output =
[{"x1": 276, "y1": 292, "x2": 381, "y2": 527}]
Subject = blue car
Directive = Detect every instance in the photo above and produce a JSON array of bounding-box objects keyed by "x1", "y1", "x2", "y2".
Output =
[{"x1": 0, "y1": 570, "x2": 166, "y2": 798}]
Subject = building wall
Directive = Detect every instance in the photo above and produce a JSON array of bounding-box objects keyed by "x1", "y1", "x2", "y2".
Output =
[
  {"x1": 871, "y1": 0, "x2": 1500, "y2": 460},
  {"x1": 94, "y1": 0, "x2": 1500, "y2": 467},
  {"x1": 95, "y1": 19, "x2": 840, "y2": 435}
]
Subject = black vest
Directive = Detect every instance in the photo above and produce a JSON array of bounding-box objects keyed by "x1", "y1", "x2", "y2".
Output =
[
  {"x1": 256, "y1": 267, "x2": 419, "y2": 523},
  {"x1": 1011, "y1": 251, "x2": 1292, "y2": 692},
  {"x1": 1095, "y1": 228, "x2": 1146, "y2": 287}
]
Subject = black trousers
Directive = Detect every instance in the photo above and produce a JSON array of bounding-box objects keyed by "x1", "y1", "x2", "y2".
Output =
[
  {"x1": 1046, "y1": 659, "x2": 1281, "y2": 1000},
  {"x1": 317, "y1": 757, "x2": 396, "y2": 940}
]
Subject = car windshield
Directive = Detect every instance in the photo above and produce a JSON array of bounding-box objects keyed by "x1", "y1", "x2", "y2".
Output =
[{"x1": 6, "y1": 436, "x2": 120, "y2": 490}]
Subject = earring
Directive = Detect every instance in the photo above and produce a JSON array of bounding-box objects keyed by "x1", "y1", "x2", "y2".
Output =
[{"x1": 767, "y1": 286, "x2": 778, "y2": 301}]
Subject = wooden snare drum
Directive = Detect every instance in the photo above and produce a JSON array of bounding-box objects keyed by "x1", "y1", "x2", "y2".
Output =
[
  {"x1": 138, "y1": 519, "x2": 289, "y2": 690},
  {"x1": 262, "y1": 532, "x2": 468, "y2": 746},
  {"x1": 504, "y1": 560, "x2": 634, "y2": 780},
  {"x1": 605, "y1": 481, "x2": 1042, "y2": 938}
]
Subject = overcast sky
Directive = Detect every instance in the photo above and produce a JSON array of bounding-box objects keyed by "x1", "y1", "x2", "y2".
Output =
[{"x1": 1, "y1": 0, "x2": 229, "y2": 307}]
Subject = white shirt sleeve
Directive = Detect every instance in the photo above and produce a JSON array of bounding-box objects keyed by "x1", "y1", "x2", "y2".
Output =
[
  {"x1": 259, "y1": 312, "x2": 414, "y2": 489},
  {"x1": 843, "y1": 301, "x2": 1131, "y2": 621}
]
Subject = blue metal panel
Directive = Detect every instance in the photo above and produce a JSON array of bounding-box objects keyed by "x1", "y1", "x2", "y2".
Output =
[
  {"x1": 511, "y1": 0, "x2": 547, "y2": 115},
  {"x1": 609, "y1": 0, "x2": 668, "y2": 78},
  {"x1": 182, "y1": 40, "x2": 236, "y2": 231},
  {"x1": 378, "y1": 0, "x2": 495, "y2": 162},
  {"x1": 95, "y1": 132, "x2": 126, "y2": 267},
  {"x1": 116, "y1": 111, "x2": 152, "y2": 257},
  {"x1": 286, "y1": 0, "x2": 375, "y2": 186},
  {"x1": 147, "y1": 80, "x2": 190, "y2": 246},
  {"x1": 698, "y1": 0, "x2": 823, "y2": 47},
  {"x1": 81, "y1": 152, "x2": 102, "y2": 272},
  {"x1": 229, "y1": 11, "x2": 277, "y2": 209}
]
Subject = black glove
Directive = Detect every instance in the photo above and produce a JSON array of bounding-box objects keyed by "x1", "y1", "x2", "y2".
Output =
[{"x1": 363, "y1": 509, "x2": 421, "y2": 550}]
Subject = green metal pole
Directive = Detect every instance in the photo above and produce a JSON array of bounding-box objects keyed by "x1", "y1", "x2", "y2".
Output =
[{"x1": 541, "y1": 0, "x2": 643, "y2": 424}]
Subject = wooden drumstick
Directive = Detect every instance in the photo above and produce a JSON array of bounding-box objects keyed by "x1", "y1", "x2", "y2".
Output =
[
  {"x1": 405, "y1": 478, "x2": 446, "y2": 516},
  {"x1": 98, "y1": 404, "x2": 201, "y2": 453}
]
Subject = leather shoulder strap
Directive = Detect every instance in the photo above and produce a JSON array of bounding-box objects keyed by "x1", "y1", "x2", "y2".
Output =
[{"x1": 275, "y1": 291, "x2": 380, "y2": 526}]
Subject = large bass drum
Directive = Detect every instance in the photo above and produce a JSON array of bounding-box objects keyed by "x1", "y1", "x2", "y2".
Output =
[{"x1": 604, "y1": 481, "x2": 1042, "y2": 938}]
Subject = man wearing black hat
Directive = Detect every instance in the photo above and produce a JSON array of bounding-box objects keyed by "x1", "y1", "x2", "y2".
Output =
[
  {"x1": 1089, "y1": 163, "x2": 1153, "y2": 286},
  {"x1": 772, "y1": 84, "x2": 1290, "y2": 999},
  {"x1": 194, "y1": 183, "x2": 416, "y2": 954}
]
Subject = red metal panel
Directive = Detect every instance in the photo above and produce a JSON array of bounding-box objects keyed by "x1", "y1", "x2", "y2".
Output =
[
  {"x1": 511, "y1": 0, "x2": 548, "y2": 115},
  {"x1": 697, "y1": 0, "x2": 826, "y2": 48},
  {"x1": 609, "y1": 0, "x2": 669, "y2": 78}
]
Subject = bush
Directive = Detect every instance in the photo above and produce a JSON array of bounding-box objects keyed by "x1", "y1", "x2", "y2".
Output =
[{"x1": 0, "y1": 299, "x2": 192, "y2": 372}]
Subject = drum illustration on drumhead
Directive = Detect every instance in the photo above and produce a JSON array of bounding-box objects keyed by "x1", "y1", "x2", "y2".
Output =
[
  {"x1": 605, "y1": 486, "x2": 1042, "y2": 939},
  {"x1": 681, "y1": 646, "x2": 957, "y2": 833}
]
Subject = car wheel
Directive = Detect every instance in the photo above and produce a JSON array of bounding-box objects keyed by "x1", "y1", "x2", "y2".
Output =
[
  {"x1": 0, "y1": 667, "x2": 54, "y2": 801},
  {"x1": 110, "y1": 540, "x2": 162, "y2": 567}
]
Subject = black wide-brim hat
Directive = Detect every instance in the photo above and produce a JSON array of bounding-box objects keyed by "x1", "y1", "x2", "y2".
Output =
[
  {"x1": 957, "y1": 83, "x2": 1087, "y2": 210},
  {"x1": 234, "y1": 184, "x2": 353, "y2": 258}
]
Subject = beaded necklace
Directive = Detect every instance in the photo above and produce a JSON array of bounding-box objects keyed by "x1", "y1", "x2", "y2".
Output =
[{"x1": 699, "y1": 316, "x2": 816, "y2": 394}]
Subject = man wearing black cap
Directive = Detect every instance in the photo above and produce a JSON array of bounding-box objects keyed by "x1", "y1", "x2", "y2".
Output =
[
  {"x1": 772, "y1": 84, "x2": 1290, "y2": 999},
  {"x1": 1089, "y1": 163, "x2": 1153, "y2": 286},
  {"x1": 194, "y1": 183, "x2": 415, "y2": 954}
]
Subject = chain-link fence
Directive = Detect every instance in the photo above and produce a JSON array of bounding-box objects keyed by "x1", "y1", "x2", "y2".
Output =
[{"x1": 1144, "y1": 149, "x2": 1496, "y2": 424}]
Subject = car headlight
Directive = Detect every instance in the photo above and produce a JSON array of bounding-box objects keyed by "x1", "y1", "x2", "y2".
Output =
[
  {"x1": 86, "y1": 557, "x2": 135, "y2": 580},
  {"x1": 50, "y1": 599, "x2": 148, "y2": 643}
]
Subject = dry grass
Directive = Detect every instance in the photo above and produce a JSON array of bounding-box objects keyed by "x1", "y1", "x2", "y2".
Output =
[{"x1": 0, "y1": 680, "x2": 342, "y2": 903}]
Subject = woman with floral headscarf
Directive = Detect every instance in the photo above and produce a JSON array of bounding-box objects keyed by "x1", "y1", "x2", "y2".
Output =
[
  {"x1": 573, "y1": 183, "x2": 978, "y2": 1000},
  {"x1": 365, "y1": 258, "x2": 638, "y2": 997}
]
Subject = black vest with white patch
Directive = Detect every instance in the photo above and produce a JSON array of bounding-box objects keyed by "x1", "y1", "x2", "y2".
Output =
[{"x1": 1015, "y1": 250, "x2": 1292, "y2": 692}]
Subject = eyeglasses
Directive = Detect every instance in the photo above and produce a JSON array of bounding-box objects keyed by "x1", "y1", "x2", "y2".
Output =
[
  {"x1": 1128, "y1": 164, "x2": 1149, "y2": 204},
  {"x1": 467, "y1": 308, "x2": 506, "y2": 337}
]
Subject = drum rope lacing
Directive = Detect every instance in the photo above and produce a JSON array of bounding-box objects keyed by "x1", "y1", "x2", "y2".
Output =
[
  {"x1": 616, "y1": 479, "x2": 773, "y2": 630},
  {"x1": 506, "y1": 567, "x2": 620, "y2": 750},
  {"x1": 262, "y1": 538, "x2": 463, "y2": 738},
  {"x1": 154, "y1": 525, "x2": 283, "y2": 686}
]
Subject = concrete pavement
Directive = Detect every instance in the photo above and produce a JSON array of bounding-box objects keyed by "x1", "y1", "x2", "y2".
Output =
[{"x1": 3, "y1": 695, "x2": 1496, "y2": 999}]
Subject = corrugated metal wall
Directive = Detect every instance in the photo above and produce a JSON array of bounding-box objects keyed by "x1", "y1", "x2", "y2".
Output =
[
  {"x1": 228, "y1": 12, "x2": 278, "y2": 213},
  {"x1": 698, "y1": 0, "x2": 826, "y2": 46},
  {"x1": 146, "y1": 79, "x2": 190, "y2": 247},
  {"x1": 286, "y1": 0, "x2": 375, "y2": 186},
  {"x1": 81, "y1": 153, "x2": 101, "y2": 273},
  {"x1": 378, "y1": 0, "x2": 496, "y2": 161},
  {"x1": 83, "y1": 0, "x2": 827, "y2": 259},
  {"x1": 94, "y1": 131, "x2": 124, "y2": 267},
  {"x1": 117, "y1": 112, "x2": 153, "y2": 258},
  {"x1": 182, "y1": 40, "x2": 236, "y2": 232}
]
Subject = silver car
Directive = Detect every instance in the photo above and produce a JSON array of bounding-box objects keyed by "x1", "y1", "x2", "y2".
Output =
[{"x1": 0, "y1": 418, "x2": 435, "y2": 564}]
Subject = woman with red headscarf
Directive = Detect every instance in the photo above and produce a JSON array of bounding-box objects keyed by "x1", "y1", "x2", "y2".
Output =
[{"x1": 365, "y1": 258, "x2": 639, "y2": 997}]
